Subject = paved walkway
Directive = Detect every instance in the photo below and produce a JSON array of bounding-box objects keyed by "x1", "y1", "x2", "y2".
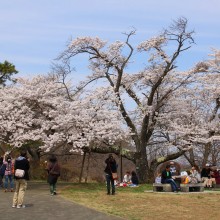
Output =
[{"x1": 0, "y1": 182, "x2": 123, "y2": 220}]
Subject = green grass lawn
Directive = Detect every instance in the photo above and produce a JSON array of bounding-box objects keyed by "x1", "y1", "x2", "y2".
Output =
[{"x1": 60, "y1": 183, "x2": 220, "y2": 220}]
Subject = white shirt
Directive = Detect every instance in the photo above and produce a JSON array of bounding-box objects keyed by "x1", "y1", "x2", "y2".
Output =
[{"x1": 123, "y1": 174, "x2": 131, "y2": 183}]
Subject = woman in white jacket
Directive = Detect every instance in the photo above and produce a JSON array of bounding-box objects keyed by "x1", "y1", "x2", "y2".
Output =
[{"x1": 189, "y1": 166, "x2": 201, "y2": 183}]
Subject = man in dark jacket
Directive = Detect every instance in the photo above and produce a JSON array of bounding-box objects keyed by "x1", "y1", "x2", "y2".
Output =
[
  {"x1": 104, "y1": 154, "x2": 117, "y2": 195},
  {"x1": 161, "y1": 165, "x2": 179, "y2": 192},
  {"x1": 12, "y1": 150, "x2": 30, "y2": 208}
]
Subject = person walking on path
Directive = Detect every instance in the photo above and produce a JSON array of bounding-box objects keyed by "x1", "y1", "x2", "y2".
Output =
[
  {"x1": 46, "y1": 155, "x2": 60, "y2": 196},
  {"x1": 3, "y1": 154, "x2": 14, "y2": 192},
  {"x1": 12, "y1": 150, "x2": 30, "y2": 208},
  {"x1": 104, "y1": 154, "x2": 117, "y2": 195}
]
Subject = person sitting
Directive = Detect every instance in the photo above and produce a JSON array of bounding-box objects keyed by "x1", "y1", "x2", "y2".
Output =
[
  {"x1": 161, "y1": 165, "x2": 179, "y2": 192},
  {"x1": 181, "y1": 171, "x2": 190, "y2": 184},
  {"x1": 123, "y1": 171, "x2": 131, "y2": 184},
  {"x1": 169, "y1": 161, "x2": 181, "y2": 187},
  {"x1": 208, "y1": 165, "x2": 217, "y2": 187},
  {"x1": 201, "y1": 164, "x2": 211, "y2": 187},
  {"x1": 129, "y1": 171, "x2": 139, "y2": 187},
  {"x1": 211, "y1": 165, "x2": 220, "y2": 186},
  {"x1": 189, "y1": 166, "x2": 201, "y2": 184},
  {"x1": 155, "y1": 172, "x2": 162, "y2": 184}
]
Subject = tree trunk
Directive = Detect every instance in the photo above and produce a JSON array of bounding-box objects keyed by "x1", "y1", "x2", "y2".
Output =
[
  {"x1": 79, "y1": 151, "x2": 86, "y2": 183},
  {"x1": 85, "y1": 152, "x2": 91, "y2": 183},
  {"x1": 202, "y1": 143, "x2": 211, "y2": 166},
  {"x1": 135, "y1": 144, "x2": 148, "y2": 183}
]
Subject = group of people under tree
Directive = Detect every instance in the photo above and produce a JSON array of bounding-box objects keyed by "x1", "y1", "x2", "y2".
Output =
[
  {"x1": 104, "y1": 154, "x2": 139, "y2": 195},
  {"x1": 156, "y1": 161, "x2": 220, "y2": 192}
]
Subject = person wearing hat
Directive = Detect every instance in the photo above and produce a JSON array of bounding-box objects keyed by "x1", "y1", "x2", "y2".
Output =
[{"x1": 201, "y1": 163, "x2": 211, "y2": 188}]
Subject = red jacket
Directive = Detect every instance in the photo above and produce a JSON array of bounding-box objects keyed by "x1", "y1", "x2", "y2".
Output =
[{"x1": 212, "y1": 170, "x2": 220, "y2": 184}]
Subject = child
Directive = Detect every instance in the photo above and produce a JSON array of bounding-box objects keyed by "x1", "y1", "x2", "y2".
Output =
[{"x1": 155, "y1": 173, "x2": 162, "y2": 184}]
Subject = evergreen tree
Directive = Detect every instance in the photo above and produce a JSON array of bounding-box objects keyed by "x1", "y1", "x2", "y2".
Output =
[{"x1": 0, "y1": 60, "x2": 18, "y2": 86}]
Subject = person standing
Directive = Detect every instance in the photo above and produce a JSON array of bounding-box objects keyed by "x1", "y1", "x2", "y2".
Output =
[
  {"x1": 104, "y1": 154, "x2": 117, "y2": 195},
  {"x1": 12, "y1": 150, "x2": 30, "y2": 208},
  {"x1": 3, "y1": 154, "x2": 14, "y2": 192},
  {"x1": 46, "y1": 155, "x2": 60, "y2": 196},
  {"x1": 0, "y1": 156, "x2": 5, "y2": 188}
]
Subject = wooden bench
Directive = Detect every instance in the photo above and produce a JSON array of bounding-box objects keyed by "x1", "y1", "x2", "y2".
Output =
[
  {"x1": 180, "y1": 183, "x2": 204, "y2": 192},
  {"x1": 153, "y1": 183, "x2": 172, "y2": 192}
]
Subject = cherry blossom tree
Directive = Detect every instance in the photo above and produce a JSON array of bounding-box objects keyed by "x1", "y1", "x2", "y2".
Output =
[
  {"x1": 1, "y1": 18, "x2": 220, "y2": 182},
  {"x1": 179, "y1": 49, "x2": 220, "y2": 168},
  {"x1": 55, "y1": 17, "x2": 213, "y2": 182},
  {"x1": 0, "y1": 74, "x2": 130, "y2": 159}
]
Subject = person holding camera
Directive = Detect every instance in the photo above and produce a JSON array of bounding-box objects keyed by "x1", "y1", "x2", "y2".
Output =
[{"x1": 3, "y1": 154, "x2": 14, "y2": 192}]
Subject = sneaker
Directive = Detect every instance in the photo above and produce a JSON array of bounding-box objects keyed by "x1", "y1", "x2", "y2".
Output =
[
  {"x1": 53, "y1": 192, "x2": 57, "y2": 195},
  {"x1": 17, "y1": 205, "x2": 26, "y2": 208},
  {"x1": 12, "y1": 205, "x2": 16, "y2": 208}
]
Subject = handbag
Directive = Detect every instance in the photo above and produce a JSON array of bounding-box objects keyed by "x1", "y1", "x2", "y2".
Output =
[
  {"x1": 15, "y1": 169, "x2": 25, "y2": 178},
  {"x1": 107, "y1": 157, "x2": 117, "y2": 180},
  {"x1": 112, "y1": 172, "x2": 118, "y2": 180}
]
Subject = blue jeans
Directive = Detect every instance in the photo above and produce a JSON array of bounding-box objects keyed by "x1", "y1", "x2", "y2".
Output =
[
  {"x1": 106, "y1": 173, "x2": 115, "y2": 194},
  {"x1": 4, "y1": 175, "x2": 14, "y2": 189},
  {"x1": 164, "y1": 179, "x2": 178, "y2": 191}
]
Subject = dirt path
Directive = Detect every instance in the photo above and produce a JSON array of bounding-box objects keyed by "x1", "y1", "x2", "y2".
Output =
[{"x1": 1, "y1": 181, "x2": 123, "y2": 220}]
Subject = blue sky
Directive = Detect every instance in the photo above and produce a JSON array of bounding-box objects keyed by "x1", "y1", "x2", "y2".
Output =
[{"x1": 1, "y1": 0, "x2": 220, "y2": 79}]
